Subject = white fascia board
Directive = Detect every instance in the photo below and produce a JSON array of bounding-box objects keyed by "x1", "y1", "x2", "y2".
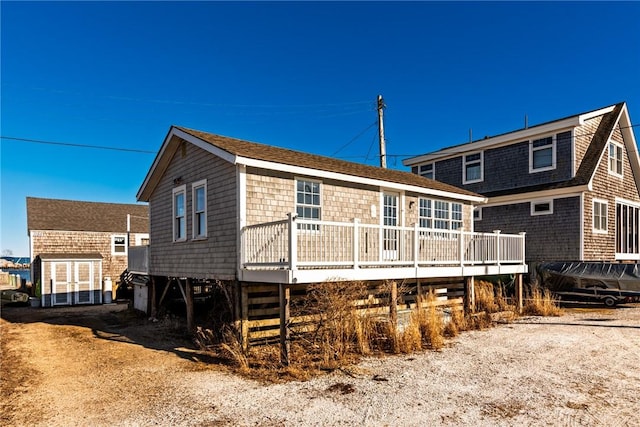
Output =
[
  {"x1": 136, "y1": 127, "x2": 238, "y2": 201},
  {"x1": 578, "y1": 105, "x2": 616, "y2": 124},
  {"x1": 404, "y1": 119, "x2": 581, "y2": 166},
  {"x1": 618, "y1": 105, "x2": 640, "y2": 195},
  {"x1": 484, "y1": 187, "x2": 587, "y2": 207},
  {"x1": 237, "y1": 156, "x2": 486, "y2": 203},
  {"x1": 171, "y1": 128, "x2": 237, "y2": 164}
]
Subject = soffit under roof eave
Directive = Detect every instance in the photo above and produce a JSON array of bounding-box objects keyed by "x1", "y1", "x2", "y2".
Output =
[
  {"x1": 236, "y1": 156, "x2": 486, "y2": 203},
  {"x1": 484, "y1": 185, "x2": 590, "y2": 206}
]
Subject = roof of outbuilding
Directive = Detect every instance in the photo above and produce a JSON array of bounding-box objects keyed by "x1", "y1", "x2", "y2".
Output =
[
  {"x1": 172, "y1": 126, "x2": 481, "y2": 199},
  {"x1": 26, "y1": 197, "x2": 149, "y2": 234}
]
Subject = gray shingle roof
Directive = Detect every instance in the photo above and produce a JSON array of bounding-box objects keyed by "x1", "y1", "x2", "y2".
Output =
[
  {"x1": 175, "y1": 126, "x2": 481, "y2": 199},
  {"x1": 26, "y1": 197, "x2": 149, "y2": 234}
]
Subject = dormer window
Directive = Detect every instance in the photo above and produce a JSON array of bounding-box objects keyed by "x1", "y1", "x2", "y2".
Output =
[
  {"x1": 463, "y1": 152, "x2": 483, "y2": 184},
  {"x1": 609, "y1": 141, "x2": 623, "y2": 177},
  {"x1": 530, "y1": 136, "x2": 555, "y2": 172}
]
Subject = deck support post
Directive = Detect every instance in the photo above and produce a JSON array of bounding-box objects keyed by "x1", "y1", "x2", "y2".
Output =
[
  {"x1": 464, "y1": 276, "x2": 475, "y2": 313},
  {"x1": 390, "y1": 280, "x2": 398, "y2": 329},
  {"x1": 279, "y1": 283, "x2": 290, "y2": 366},
  {"x1": 241, "y1": 284, "x2": 249, "y2": 351},
  {"x1": 516, "y1": 273, "x2": 523, "y2": 314},
  {"x1": 149, "y1": 276, "x2": 157, "y2": 318},
  {"x1": 185, "y1": 278, "x2": 194, "y2": 334}
]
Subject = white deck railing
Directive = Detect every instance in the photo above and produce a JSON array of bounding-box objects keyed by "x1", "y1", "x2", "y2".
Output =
[{"x1": 241, "y1": 214, "x2": 526, "y2": 271}]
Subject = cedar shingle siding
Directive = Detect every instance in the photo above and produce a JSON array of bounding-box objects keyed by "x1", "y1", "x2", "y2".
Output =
[
  {"x1": 405, "y1": 102, "x2": 640, "y2": 263},
  {"x1": 148, "y1": 142, "x2": 238, "y2": 280}
]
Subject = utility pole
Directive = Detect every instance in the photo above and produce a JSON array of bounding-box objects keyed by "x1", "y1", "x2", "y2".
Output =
[{"x1": 377, "y1": 94, "x2": 387, "y2": 168}]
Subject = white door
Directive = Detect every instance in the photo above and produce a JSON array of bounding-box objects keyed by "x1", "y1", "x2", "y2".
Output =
[
  {"x1": 75, "y1": 262, "x2": 94, "y2": 304},
  {"x1": 382, "y1": 193, "x2": 399, "y2": 261},
  {"x1": 52, "y1": 262, "x2": 71, "y2": 306}
]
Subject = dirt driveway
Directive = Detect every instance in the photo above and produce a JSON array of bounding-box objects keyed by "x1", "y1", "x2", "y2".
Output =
[{"x1": 1, "y1": 302, "x2": 639, "y2": 426}]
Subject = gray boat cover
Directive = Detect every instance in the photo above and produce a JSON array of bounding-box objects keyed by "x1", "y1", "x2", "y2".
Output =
[{"x1": 538, "y1": 262, "x2": 640, "y2": 292}]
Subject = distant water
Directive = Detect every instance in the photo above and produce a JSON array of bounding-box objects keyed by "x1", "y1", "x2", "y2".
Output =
[{"x1": 2, "y1": 269, "x2": 31, "y2": 282}]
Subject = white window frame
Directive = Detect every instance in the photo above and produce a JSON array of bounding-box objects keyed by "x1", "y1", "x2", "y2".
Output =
[
  {"x1": 615, "y1": 198, "x2": 640, "y2": 260},
  {"x1": 608, "y1": 140, "x2": 624, "y2": 177},
  {"x1": 418, "y1": 163, "x2": 434, "y2": 180},
  {"x1": 473, "y1": 206, "x2": 482, "y2": 221},
  {"x1": 592, "y1": 199, "x2": 608, "y2": 234},
  {"x1": 135, "y1": 233, "x2": 150, "y2": 246},
  {"x1": 192, "y1": 179, "x2": 207, "y2": 239},
  {"x1": 419, "y1": 198, "x2": 463, "y2": 230},
  {"x1": 295, "y1": 178, "x2": 321, "y2": 231},
  {"x1": 111, "y1": 235, "x2": 127, "y2": 256},
  {"x1": 463, "y1": 152, "x2": 483, "y2": 184},
  {"x1": 172, "y1": 184, "x2": 187, "y2": 242},
  {"x1": 529, "y1": 134, "x2": 556, "y2": 173},
  {"x1": 531, "y1": 199, "x2": 553, "y2": 216}
]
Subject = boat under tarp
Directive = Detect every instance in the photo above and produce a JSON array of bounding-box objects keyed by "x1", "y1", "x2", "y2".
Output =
[{"x1": 538, "y1": 262, "x2": 640, "y2": 293}]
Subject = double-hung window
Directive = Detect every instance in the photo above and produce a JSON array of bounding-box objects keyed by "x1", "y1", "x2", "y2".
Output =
[
  {"x1": 418, "y1": 163, "x2": 434, "y2": 179},
  {"x1": 192, "y1": 179, "x2": 207, "y2": 239},
  {"x1": 111, "y1": 235, "x2": 127, "y2": 255},
  {"x1": 296, "y1": 179, "x2": 321, "y2": 230},
  {"x1": 609, "y1": 141, "x2": 623, "y2": 176},
  {"x1": 173, "y1": 185, "x2": 186, "y2": 242},
  {"x1": 530, "y1": 136, "x2": 555, "y2": 172},
  {"x1": 593, "y1": 200, "x2": 608, "y2": 233},
  {"x1": 421, "y1": 199, "x2": 463, "y2": 230},
  {"x1": 463, "y1": 152, "x2": 483, "y2": 184}
]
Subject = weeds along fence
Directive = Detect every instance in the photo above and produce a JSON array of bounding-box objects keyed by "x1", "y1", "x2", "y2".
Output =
[{"x1": 242, "y1": 278, "x2": 465, "y2": 344}]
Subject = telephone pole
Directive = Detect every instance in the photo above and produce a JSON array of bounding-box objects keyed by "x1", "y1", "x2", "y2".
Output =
[{"x1": 377, "y1": 94, "x2": 387, "y2": 168}]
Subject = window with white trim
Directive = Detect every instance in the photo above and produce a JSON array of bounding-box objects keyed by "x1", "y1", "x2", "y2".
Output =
[
  {"x1": 172, "y1": 185, "x2": 186, "y2": 242},
  {"x1": 463, "y1": 152, "x2": 483, "y2": 184},
  {"x1": 609, "y1": 141, "x2": 623, "y2": 176},
  {"x1": 419, "y1": 198, "x2": 463, "y2": 230},
  {"x1": 531, "y1": 200, "x2": 553, "y2": 216},
  {"x1": 192, "y1": 179, "x2": 207, "y2": 239},
  {"x1": 593, "y1": 200, "x2": 608, "y2": 233},
  {"x1": 530, "y1": 136, "x2": 555, "y2": 172},
  {"x1": 473, "y1": 207, "x2": 482, "y2": 221},
  {"x1": 419, "y1": 199, "x2": 432, "y2": 228},
  {"x1": 616, "y1": 201, "x2": 640, "y2": 257},
  {"x1": 296, "y1": 179, "x2": 321, "y2": 231},
  {"x1": 111, "y1": 235, "x2": 127, "y2": 255},
  {"x1": 417, "y1": 163, "x2": 434, "y2": 179}
]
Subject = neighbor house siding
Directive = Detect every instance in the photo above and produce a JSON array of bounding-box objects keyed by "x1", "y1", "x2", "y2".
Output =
[
  {"x1": 583, "y1": 123, "x2": 640, "y2": 260},
  {"x1": 432, "y1": 134, "x2": 573, "y2": 195},
  {"x1": 477, "y1": 197, "x2": 581, "y2": 262},
  {"x1": 148, "y1": 141, "x2": 238, "y2": 279},
  {"x1": 30, "y1": 230, "x2": 144, "y2": 282},
  {"x1": 574, "y1": 115, "x2": 603, "y2": 176}
]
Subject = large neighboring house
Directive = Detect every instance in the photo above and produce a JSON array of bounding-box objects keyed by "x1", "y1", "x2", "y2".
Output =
[
  {"x1": 403, "y1": 102, "x2": 640, "y2": 266},
  {"x1": 27, "y1": 197, "x2": 149, "y2": 307},
  {"x1": 132, "y1": 126, "x2": 527, "y2": 344}
]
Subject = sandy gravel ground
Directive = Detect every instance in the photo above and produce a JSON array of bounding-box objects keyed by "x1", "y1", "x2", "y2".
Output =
[{"x1": 1, "y1": 303, "x2": 639, "y2": 426}]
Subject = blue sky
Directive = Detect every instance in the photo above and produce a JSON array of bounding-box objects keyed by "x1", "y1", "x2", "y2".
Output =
[{"x1": 2, "y1": 1, "x2": 639, "y2": 256}]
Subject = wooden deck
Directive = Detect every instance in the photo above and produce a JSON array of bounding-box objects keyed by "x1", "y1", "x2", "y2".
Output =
[{"x1": 240, "y1": 215, "x2": 527, "y2": 284}]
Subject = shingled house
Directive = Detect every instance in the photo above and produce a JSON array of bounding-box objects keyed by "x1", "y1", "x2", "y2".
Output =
[
  {"x1": 132, "y1": 126, "x2": 527, "y2": 345},
  {"x1": 27, "y1": 197, "x2": 149, "y2": 306},
  {"x1": 404, "y1": 102, "x2": 640, "y2": 266}
]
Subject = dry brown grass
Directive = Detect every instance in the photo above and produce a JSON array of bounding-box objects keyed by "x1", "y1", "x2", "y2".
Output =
[
  {"x1": 475, "y1": 280, "x2": 512, "y2": 313},
  {"x1": 523, "y1": 286, "x2": 562, "y2": 316},
  {"x1": 198, "y1": 279, "x2": 562, "y2": 382}
]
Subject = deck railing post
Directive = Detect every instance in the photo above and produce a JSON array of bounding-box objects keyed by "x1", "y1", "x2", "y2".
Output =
[
  {"x1": 353, "y1": 218, "x2": 360, "y2": 269},
  {"x1": 287, "y1": 213, "x2": 297, "y2": 271},
  {"x1": 519, "y1": 232, "x2": 526, "y2": 263},
  {"x1": 414, "y1": 223, "x2": 419, "y2": 269},
  {"x1": 459, "y1": 228, "x2": 465, "y2": 267},
  {"x1": 493, "y1": 230, "x2": 501, "y2": 266}
]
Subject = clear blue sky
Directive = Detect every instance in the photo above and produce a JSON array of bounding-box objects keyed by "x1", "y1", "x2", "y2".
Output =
[{"x1": 2, "y1": 1, "x2": 639, "y2": 257}]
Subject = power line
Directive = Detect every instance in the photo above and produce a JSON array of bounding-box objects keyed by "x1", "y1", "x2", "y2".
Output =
[
  {"x1": 331, "y1": 121, "x2": 377, "y2": 157},
  {"x1": 0, "y1": 136, "x2": 156, "y2": 154}
]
